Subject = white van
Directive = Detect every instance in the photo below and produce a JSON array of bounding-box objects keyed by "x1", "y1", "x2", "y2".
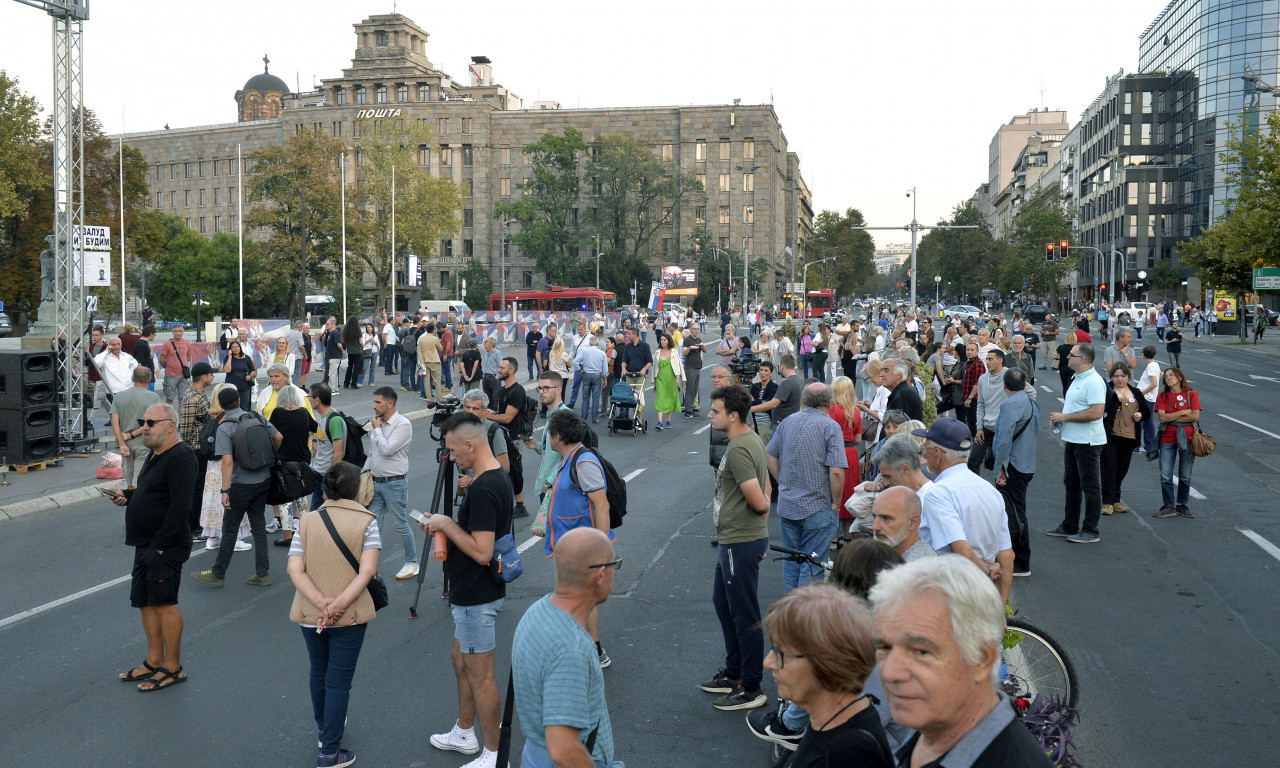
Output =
[{"x1": 418, "y1": 299, "x2": 472, "y2": 315}]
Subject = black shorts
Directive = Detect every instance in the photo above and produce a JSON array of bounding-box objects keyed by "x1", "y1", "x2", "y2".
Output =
[
  {"x1": 508, "y1": 447, "x2": 524, "y2": 494},
  {"x1": 130, "y1": 545, "x2": 192, "y2": 608}
]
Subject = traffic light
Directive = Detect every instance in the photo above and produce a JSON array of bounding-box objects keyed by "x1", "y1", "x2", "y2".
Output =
[
  {"x1": 1046, "y1": 243, "x2": 1055, "y2": 261},
  {"x1": 1060, "y1": 239, "x2": 1069, "y2": 259},
  {"x1": 1099, "y1": 283, "x2": 1107, "y2": 292},
  {"x1": 726, "y1": 284, "x2": 734, "y2": 294}
]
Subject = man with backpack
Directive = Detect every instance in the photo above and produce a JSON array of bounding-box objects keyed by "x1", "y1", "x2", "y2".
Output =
[
  {"x1": 544, "y1": 409, "x2": 615, "y2": 669},
  {"x1": 399, "y1": 317, "x2": 418, "y2": 392},
  {"x1": 484, "y1": 357, "x2": 531, "y2": 519},
  {"x1": 179, "y1": 361, "x2": 217, "y2": 538},
  {"x1": 307, "y1": 382, "x2": 361, "y2": 513},
  {"x1": 193, "y1": 387, "x2": 283, "y2": 588}
]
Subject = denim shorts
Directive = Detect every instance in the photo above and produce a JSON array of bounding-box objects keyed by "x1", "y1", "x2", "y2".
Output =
[{"x1": 450, "y1": 598, "x2": 504, "y2": 653}]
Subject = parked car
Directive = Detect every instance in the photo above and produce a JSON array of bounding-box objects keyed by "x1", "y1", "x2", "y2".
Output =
[
  {"x1": 0, "y1": 312, "x2": 12, "y2": 337},
  {"x1": 1111, "y1": 301, "x2": 1154, "y2": 324},
  {"x1": 942, "y1": 304, "x2": 983, "y2": 324},
  {"x1": 1244, "y1": 304, "x2": 1278, "y2": 327},
  {"x1": 1023, "y1": 304, "x2": 1049, "y2": 324}
]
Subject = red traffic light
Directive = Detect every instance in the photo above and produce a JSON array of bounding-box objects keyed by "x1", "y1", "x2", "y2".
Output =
[{"x1": 1046, "y1": 243, "x2": 1056, "y2": 262}]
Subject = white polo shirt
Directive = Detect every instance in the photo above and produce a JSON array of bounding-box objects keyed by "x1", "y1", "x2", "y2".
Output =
[{"x1": 918, "y1": 463, "x2": 1011, "y2": 560}]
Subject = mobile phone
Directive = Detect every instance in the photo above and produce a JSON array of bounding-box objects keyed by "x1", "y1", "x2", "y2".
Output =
[
  {"x1": 99, "y1": 487, "x2": 121, "y2": 498},
  {"x1": 408, "y1": 509, "x2": 429, "y2": 525}
]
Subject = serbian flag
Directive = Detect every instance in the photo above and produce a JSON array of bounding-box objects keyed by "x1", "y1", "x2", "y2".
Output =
[{"x1": 648, "y1": 281, "x2": 665, "y2": 311}]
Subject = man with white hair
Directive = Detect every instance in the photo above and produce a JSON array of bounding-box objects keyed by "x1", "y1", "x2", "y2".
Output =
[
  {"x1": 871, "y1": 556, "x2": 1054, "y2": 767},
  {"x1": 911, "y1": 418, "x2": 1014, "y2": 603},
  {"x1": 254, "y1": 363, "x2": 316, "y2": 421},
  {"x1": 573, "y1": 334, "x2": 609, "y2": 424},
  {"x1": 883, "y1": 357, "x2": 924, "y2": 422}
]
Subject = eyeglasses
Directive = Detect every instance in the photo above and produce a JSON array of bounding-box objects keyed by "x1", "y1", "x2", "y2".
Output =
[
  {"x1": 769, "y1": 646, "x2": 807, "y2": 669},
  {"x1": 536, "y1": 385, "x2": 557, "y2": 391},
  {"x1": 587, "y1": 557, "x2": 623, "y2": 571},
  {"x1": 1067, "y1": 353, "x2": 1083, "y2": 359},
  {"x1": 137, "y1": 418, "x2": 172, "y2": 428}
]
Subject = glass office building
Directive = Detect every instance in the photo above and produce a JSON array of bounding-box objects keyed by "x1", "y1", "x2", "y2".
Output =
[{"x1": 1140, "y1": 0, "x2": 1280, "y2": 244}]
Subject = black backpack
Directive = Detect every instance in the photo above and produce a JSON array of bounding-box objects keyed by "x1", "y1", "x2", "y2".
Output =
[
  {"x1": 232, "y1": 411, "x2": 276, "y2": 470},
  {"x1": 568, "y1": 446, "x2": 628, "y2": 529},
  {"x1": 520, "y1": 394, "x2": 539, "y2": 437},
  {"x1": 326, "y1": 410, "x2": 368, "y2": 468},
  {"x1": 195, "y1": 413, "x2": 222, "y2": 461},
  {"x1": 401, "y1": 330, "x2": 416, "y2": 356}
]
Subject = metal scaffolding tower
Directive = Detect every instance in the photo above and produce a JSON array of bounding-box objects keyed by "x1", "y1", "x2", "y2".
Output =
[{"x1": 14, "y1": 0, "x2": 92, "y2": 445}]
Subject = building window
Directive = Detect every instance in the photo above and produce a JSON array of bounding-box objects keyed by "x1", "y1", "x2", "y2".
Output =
[
  {"x1": 156, "y1": 192, "x2": 162, "y2": 207},
  {"x1": 1140, "y1": 123, "x2": 1151, "y2": 145},
  {"x1": 523, "y1": 270, "x2": 534, "y2": 288},
  {"x1": 214, "y1": 216, "x2": 221, "y2": 232},
  {"x1": 356, "y1": 87, "x2": 367, "y2": 105},
  {"x1": 719, "y1": 236, "x2": 730, "y2": 250},
  {"x1": 397, "y1": 84, "x2": 409, "y2": 103},
  {"x1": 214, "y1": 188, "x2": 221, "y2": 205},
  {"x1": 1148, "y1": 183, "x2": 1157, "y2": 205},
  {"x1": 661, "y1": 143, "x2": 673, "y2": 160},
  {"x1": 464, "y1": 239, "x2": 474, "y2": 257},
  {"x1": 230, "y1": 214, "x2": 237, "y2": 230},
  {"x1": 1123, "y1": 92, "x2": 1131, "y2": 115},
  {"x1": 462, "y1": 146, "x2": 474, "y2": 165},
  {"x1": 1128, "y1": 215, "x2": 1137, "y2": 238},
  {"x1": 695, "y1": 140, "x2": 706, "y2": 161},
  {"x1": 1127, "y1": 182, "x2": 1138, "y2": 205},
  {"x1": 743, "y1": 205, "x2": 754, "y2": 224},
  {"x1": 746, "y1": 236, "x2": 753, "y2": 255},
  {"x1": 719, "y1": 173, "x2": 730, "y2": 192},
  {"x1": 1123, "y1": 124, "x2": 1131, "y2": 145},
  {"x1": 336, "y1": 88, "x2": 347, "y2": 105},
  {"x1": 170, "y1": 163, "x2": 178, "y2": 179},
  {"x1": 185, "y1": 162, "x2": 195, "y2": 178},
  {"x1": 695, "y1": 206, "x2": 706, "y2": 224},
  {"x1": 185, "y1": 218, "x2": 191, "y2": 228},
  {"x1": 743, "y1": 173, "x2": 754, "y2": 192},
  {"x1": 439, "y1": 117, "x2": 449, "y2": 135},
  {"x1": 1142, "y1": 92, "x2": 1152, "y2": 114},
  {"x1": 185, "y1": 189, "x2": 193, "y2": 206},
  {"x1": 333, "y1": 121, "x2": 342, "y2": 137},
  {"x1": 663, "y1": 237, "x2": 673, "y2": 256},
  {"x1": 376, "y1": 85, "x2": 388, "y2": 103},
  {"x1": 719, "y1": 205, "x2": 730, "y2": 224},
  {"x1": 500, "y1": 178, "x2": 511, "y2": 196},
  {"x1": 719, "y1": 139, "x2": 730, "y2": 160},
  {"x1": 199, "y1": 188, "x2": 206, "y2": 205},
  {"x1": 418, "y1": 83, "x2": 429, "y2": 101},
  {"x1": 417, "y1": 144, "x2": 430, "y2": 168},
  {"x1": 229, "y1": 186, "x2": 237, "y2": 202},
  {"x1": 523, "y1": 178, "x2": 532, "y2": 195},
  {"x1": 500, "y1": 147, "x2": 511, "y2": 164},
  {"x1": 440, "y1": 147, "x2": 452, "y2": 166},
  {"x1": 743, "y1": 139, "x2": 755, "y2": 159},
  {"x1": 376, "y1": 30, "x2": 389, "y2": 46},
  {"x1": 199, "y1": 161, "x2": 208, "y2": 177},
  {"x1": 442, "y1": 240, "x2": 453, "y2": 258},
  {"x1": 462, "y1": 118, "x2": 472, "y2": 133},
  {"x1": 155, "y1": 165, "x2": 163, "y2": 180},
  {"x1": 199, "y1": 217, "x2": 206, "y2": 233},
  {"x1": 1148, "y1": 214, "x2": 1156, "y2": 237},
  {"x1": 463, "y1": 179, "x2": 473, "y2": 196},
  {"x1": 463, "y1": 209, "x2": 474, "y2": 227}
]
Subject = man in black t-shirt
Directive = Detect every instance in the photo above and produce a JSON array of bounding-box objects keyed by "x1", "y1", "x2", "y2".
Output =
[
  {"x1": 321, "y1": 316, "x2": 344, "y2": 390},
  {"x1": 421, "y1": 412, "x2": 514, "y2": 763},
  {"x1": 485, "y1": 356, "x2": 530, "y2": 518}
]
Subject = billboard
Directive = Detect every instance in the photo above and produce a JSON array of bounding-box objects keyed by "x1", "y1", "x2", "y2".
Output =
[
  {"x1": 1214, "y1": 290, "x2": 1236, "y2": 321},
  {"x1": 660, "y1": 264, "x2": 698, "y2": 296}
]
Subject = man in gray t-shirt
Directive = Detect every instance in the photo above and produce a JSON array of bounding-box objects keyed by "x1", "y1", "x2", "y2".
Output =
[
  {"x1": 194, "y1": 387, "x2": 282, "y2": 587},
  {"x1": 771, "y1": 371, "x2": 803, "y2": 423}
]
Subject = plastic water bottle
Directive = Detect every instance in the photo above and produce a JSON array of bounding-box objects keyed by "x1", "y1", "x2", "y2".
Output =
[{"x1": 1052, "y1": 421, "x2": 1061, "y2": 435}]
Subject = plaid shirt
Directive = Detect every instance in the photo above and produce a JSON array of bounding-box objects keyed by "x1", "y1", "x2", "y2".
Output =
[
  {"x1": 961, "y1": 356, "x2": 987, "y2": 402},
  {"x1": 178, "y1": 385, "x2": 210, "y2": 448}
]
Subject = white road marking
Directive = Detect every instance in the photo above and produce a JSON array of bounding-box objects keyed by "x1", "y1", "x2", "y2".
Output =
[
  {"x1": 1193, "y1": 370, "x2": 1255, "y2": 387},
  {"x1": 1171, "y1": 477, "x2": 1207, "y2": 500},
  {"x1": 517, "y1": 535, "x2": 543, "y2": 554},
  {"x1": 0, "y1": 546, "x2": 214, "y2": 631},
  {"x1": 1248, "y1": 374, "x2": 1280, "y2": 383},
  {"x1": 1239, "y1": 529, "x2": 1280, "y2": 564},
  {"x1": 1040, "y1": 386, "x2": 1052, "y2": 393},
  {"x1": 623, "y1": 469, "x2": 646, "y2": 482},
  {"x1": 1218, "y1": 413, "x2": 1280, "y2": 441},
  {"x1": 695, "y1": 424, "x2": 711, "y2": 435},
  {"x1": 1057, "y1": 397, "x2": 1065, "y2": 403}
]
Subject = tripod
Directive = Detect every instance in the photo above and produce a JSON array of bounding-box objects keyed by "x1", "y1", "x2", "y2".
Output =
[{"x1": 409, "y1": 438, "x2": 457, "y2": 618}]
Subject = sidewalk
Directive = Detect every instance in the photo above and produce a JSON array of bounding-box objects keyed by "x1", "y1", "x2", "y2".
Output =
[
  {"x1": 1177, "y1": 327, "x2": 1280, "y2": 358},
  {"x1": 0, "y1": 339, "x2": 535, "y2": 523}
]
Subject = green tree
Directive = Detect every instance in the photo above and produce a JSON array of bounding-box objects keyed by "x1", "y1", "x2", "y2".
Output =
[
  {"x1": 460, "y1": 258, "x2": 495, "y2": 306},
  {"x1": 245, "y1": 130, "x2": 345, "y2": 318},
  {"x1": 1005, "y1": 190, "x2": 1072, "y2": 305},
  {"x1": 0, "y1": 70, "x2": 42, "y2": 220},
  {"x1": 807, "y1": 208, "x2": 876, "y2": 296},
  {"x1": 494, "y1": 128, "x2": 586, "y2": 285},
  {"x1": 914, "y1": 203, "x2": 1001, "y2": 304},
  {"x1": 352, "y1": 118, "x2": 462, "y2": 311}
]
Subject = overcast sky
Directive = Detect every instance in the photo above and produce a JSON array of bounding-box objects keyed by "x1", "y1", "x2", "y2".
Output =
[{"x1": 2, "y1": 0, "x2": 1170, "y2": 247}]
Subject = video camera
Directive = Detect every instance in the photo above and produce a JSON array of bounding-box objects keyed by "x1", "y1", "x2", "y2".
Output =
[
  {"x1": 427, "y1": 395, "x2": 462, "y2": 426},
  {"x1": 728, "y1": 349, "x2": 761, "y2": 383}
]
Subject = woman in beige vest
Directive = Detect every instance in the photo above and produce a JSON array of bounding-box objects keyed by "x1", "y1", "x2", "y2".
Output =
[{"x1": 287, "y1": 461, "x2": 380, "y2": 768}]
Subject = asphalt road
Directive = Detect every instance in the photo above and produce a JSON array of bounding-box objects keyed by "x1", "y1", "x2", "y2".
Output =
[{"x1": 3, "y1": 332, "x2": 1280, "y2": 766}]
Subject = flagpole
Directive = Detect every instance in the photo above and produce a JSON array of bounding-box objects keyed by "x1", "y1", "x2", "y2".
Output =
[
  {"x1": 119, "y1": 113, "x2": 126, "y2": 328},
  {"x1": 341, "y1": 152, "x2": 347, "y2": 321},
  {"x1": 390, "y1": 165, "x2": 396, "y2": 318},
  {"x1": 237, "y1": 143, "x2": 244, "y2": 319}
]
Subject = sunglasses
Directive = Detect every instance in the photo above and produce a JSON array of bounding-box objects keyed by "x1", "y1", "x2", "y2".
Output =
[
  {"x1": 587, "y1": 557, "x2": 623, "y2": 571},
  {"x1": 136, "y1": 418, "x2": 172, "y2": 428}
]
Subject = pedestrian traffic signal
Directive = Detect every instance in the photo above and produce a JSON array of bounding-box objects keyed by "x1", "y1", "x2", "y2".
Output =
[
  {"x1": 1046, "y1": 243, "x2": 1055, "y2": 261},
  {"x1": 1060, "y1": 239, "x2": 1069, "y2": 259}
]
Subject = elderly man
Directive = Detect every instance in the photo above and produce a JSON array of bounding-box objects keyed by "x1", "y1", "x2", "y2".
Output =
[
  {"x1": 869, "y1": 486, "x2": 938, "y2": 562},
  {"x1": 1006, "y1": 335, "x2": 1034, "y2": 386},
  {"x1": 95, "y1": 334, "x2": 139, "y2": 397},
  {"x1": 1103, "y1": 328, "x2": 1138, "y2": 378},
  {"x1": 111, "y1": 366, "x2": 163, "y2": 489},
  {"x1": 883, "y1": 357, "x2": 924, "y2": 422},
  {"x1": 106, "y1": 403, "x2": 198, "y2": 693},
  {"x1": 969, "y1": 349, "x2": 1037, "y2": 475},
  {"x1": 574, "y1": 334, "x2": 609, "y2": 424},
  {"x1": 869, "y1": 433, "x2": 933, "y2": 494},
  {"x1": 767, "y1": 382, "x2": 847, "y2": 590},
  {"x1": 975, "y1": 328, "x2": 1000, "y2": 358},
  {"x1": 157, "y1": 323, "x2": 194, "y2": 406},
  {"x1": 991, "y1": 368, "x2": 1038, "y2": 577},
  {"x1": 871, "y1": 557, "x2": 1055, "y2": 767},
  {"x1": 1046, "y1": 342, "x2": 1107, "y2": 544},
  {"x1": 566, "y1": 322, "x2": 591, "y2": 409},
  {"x1": 912, "y1": 418, "x2": 1014, "y2": 603},
  {"x1": 286, "y1": 321, "x2": 306, "y2": 386},
  {"x1": 254, "y1": 363, "x2": 316, "y2": 421}
]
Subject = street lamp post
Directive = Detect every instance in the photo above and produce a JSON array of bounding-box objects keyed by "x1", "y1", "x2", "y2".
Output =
[
  {"x1": 934, "y1": 274, "x2": 941, "y2": 310},
  {"x1": 190, "y1": 290, "x2": 207, "y2": 341},
  {"x1": 595, "y1": 234, "x2": 601, "y2": 291},
  {"x1": 500, "y1": 220, "x2": 509, "y2": 318}
]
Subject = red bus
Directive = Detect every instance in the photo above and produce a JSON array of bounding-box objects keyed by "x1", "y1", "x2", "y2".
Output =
[
  {"x1": 490, "y1": 286, "x2": 618, "y2": 313},
  {"x1": 805, "y1": 289, "x2": 835, "y2": 317}
]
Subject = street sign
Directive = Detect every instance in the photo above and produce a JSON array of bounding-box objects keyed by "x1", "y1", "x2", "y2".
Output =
[{"x1": 1253, "y1": 267, "x2": 1280, "y2": 290}]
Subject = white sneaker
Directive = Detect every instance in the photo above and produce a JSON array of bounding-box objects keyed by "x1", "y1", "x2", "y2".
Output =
[
  {"x1": 395, "y1": 562, "x2": 420, "y2": 580},
  {"x1": 430, "y1": 722, "x2": 480, "y2": 755},
  {"x1": 459, "y1": 748, "x2": 499, "y2": 768},
  {"x1": 205, "y1": 538, "x2": 220, "y2": 550},
  {"x1": 234, "y1": 539, "x2": 252, "y2": 551},
  {"x1": 265, "y1": 520, "x2": 280, "y2": 533}
]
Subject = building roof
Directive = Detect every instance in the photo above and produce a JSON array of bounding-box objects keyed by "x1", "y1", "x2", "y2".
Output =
[{"x1": 242, "y1": 55, "x2": 289, "y2": 95}]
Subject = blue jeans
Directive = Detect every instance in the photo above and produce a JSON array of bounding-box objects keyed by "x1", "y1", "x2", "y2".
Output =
[
  {"x1": 364, "y1": 351, "x2": 377, "y2": 385},
  {"x1": 579, "y1": 373, "x2": 602, "y2": 418},
  {"x1": 442, "y1": 355, "x2": 454, "y2": 388},
  {"x1": 400, "y1": 353, "x2": 417, "y2": 390},
  {"x1": 799, "y1": 353, "x2": 811, "y2": 379},
  {"x1": 310, "y1": 486, "x2": 326, "y2": 513},
  {"x1": 368, "y1": 477, "x2": 416, "y2": 565},
  {"x1": 568, "y1": 370, "x2": 584, "y2": 407},
  {"x1": 527, "y1": 350, "x2": 539, "y2": 380},
  {"x1": 383, "y1": 344, "x2": 398, "y2": 375},
  {"x1": 301, "y1": 622, "x2": 367, "y2": 754},
  {"x1": 713, "y1": 538, "x2": 768, "y2": 691},
  {"x1": 1141, "y1": 409, "x2": 1158, "y2": 452},
  {"x1": 779, "y1": 509, "x2": 838, "y2": 591},
  {"x1": 1159, "y1": 443, "x2": 1195, "y2": 507}
]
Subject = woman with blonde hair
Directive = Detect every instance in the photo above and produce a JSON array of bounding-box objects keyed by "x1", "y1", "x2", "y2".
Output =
[
  {"x1": 548, "y1": 335, "x2": 572, "y2": 401},
  {"x1": 829, "y1": 377, "x2": 863, "y2": 542},
  {"x1": 199, "y1": 383, "x2": 251, "y2": 552}
]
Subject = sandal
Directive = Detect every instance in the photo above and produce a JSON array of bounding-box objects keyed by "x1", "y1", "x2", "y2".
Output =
[
  {"x1": 119, "y1": 661, "x2": 157, "y2": 682},
  {"x1": 138, "y1": 665, "x2": 187, "y2": 693}
]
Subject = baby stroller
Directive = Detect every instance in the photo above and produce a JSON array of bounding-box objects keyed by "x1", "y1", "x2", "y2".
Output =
[{"x1": 607, "y1": 379, "x2": 647, "y2": 435}]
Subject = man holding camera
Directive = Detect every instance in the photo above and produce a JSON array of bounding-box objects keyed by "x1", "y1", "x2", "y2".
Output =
[{"x1": 484, "y1": 357, "x2": 530, "y2": 518}]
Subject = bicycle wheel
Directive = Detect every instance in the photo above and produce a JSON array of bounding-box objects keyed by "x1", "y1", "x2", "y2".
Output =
[{"x1": 1003, "y1": 617, "x2": 1079, "y2": 710}]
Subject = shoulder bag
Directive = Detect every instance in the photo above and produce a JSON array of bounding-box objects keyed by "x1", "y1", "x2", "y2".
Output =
[
  {"x1": 170, "y1": 339, "x2": 191, "y2": 379},
  {"x1": 1190, "y1": 421, "x2": 1216, "y2": 457},
  {"x1": 489, "y1": 486, "x2": 524, "y2": 584},
  {"x1": 318, "y1": 508, "x2": 389, "y2": 611}
]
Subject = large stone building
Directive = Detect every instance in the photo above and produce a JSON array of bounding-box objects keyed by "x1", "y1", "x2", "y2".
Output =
[{"x1": 113, "y1": 13, "x2": 811, "y2": 312}]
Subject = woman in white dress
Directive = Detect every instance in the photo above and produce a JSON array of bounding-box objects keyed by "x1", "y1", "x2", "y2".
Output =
[{"x1": 200, "y1": 383, "x2": 252, "y2": 552}]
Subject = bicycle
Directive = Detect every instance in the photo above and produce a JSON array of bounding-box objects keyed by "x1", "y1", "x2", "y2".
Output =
[{"x1": 1001, "y1": 615, "x2": 1080, "y2": 711}]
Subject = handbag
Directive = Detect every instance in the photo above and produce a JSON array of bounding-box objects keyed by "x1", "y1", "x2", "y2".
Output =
[
  {"x1": 358, "y1": 469, "x2": 376, "y2": 507},
  {"x1": 860, "y1": 411, "x2": 880, "y2": 442},
  {"x1": 1190, "y1": 421, "x2": 1216, "y2": 457},
  {"x1": 170, "y1": 340, "x2": 191, "y2": 379},
  {"x1": 268, "y1": 460, "x2": 316, "y2": 504},
  {"x1": 318, "y1": 508, "x2": 389, "y2": 611},
  {"x1": 490, "y1": 497, "x2": 524, "y2": 584}
]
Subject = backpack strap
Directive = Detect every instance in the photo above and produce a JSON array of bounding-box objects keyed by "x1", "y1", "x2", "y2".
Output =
[{"x1": 325, "y1": 410, "x2": 343, "y2": 443}]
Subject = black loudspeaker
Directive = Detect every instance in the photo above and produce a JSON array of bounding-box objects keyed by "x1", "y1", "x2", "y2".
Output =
[
  {"x1": 0, "y1": 350, "x2": 57, "y2": 409},
  {"x1": 0, "y1": 404, "x2": 60, "y2": 464}
]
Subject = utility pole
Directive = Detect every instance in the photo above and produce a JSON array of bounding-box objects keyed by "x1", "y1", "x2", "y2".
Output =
[{"x1": 851, "y1": 188, "x2": 977, "y2": 308}]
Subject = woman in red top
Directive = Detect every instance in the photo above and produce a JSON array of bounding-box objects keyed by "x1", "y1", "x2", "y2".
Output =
[
  {"x1": 829, "y1": 376, "x2": 863, "y2": 545},
  {"x1": 1153, "y1": 367, "x2": 1200, "y2": 519}
]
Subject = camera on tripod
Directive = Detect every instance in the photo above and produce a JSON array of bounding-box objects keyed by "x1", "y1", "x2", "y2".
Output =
[
  {"x1": 428, "y1": 395, "x2": 462, "y2": 427},
  {"x1": 728, "y1": 350, "x2": 761, "y2": 383}
]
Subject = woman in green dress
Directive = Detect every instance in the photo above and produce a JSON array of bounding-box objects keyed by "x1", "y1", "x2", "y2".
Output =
[{"x1": 653, "y1": 332, "x2": 684, "y2": 430}]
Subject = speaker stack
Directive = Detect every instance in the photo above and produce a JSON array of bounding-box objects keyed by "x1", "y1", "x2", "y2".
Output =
[{"x1": 0, "y1": 350, "x2": 60, "y2": 465}]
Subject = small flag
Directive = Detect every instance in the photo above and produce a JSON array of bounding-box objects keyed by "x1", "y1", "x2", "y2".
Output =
[
  {"x1": 784, "y1": 242, "x2": 794, "y2": 257},
  {"x1": 648, "y1": 281, "x2": 665, "y2": 311}
]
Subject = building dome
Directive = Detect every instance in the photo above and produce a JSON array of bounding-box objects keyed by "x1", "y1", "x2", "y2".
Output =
[
  {"x1": 243, "y1": 70, "x2": 289, "y2": 95},
  {"x1": 236, "y1": 55, "x2": 288, "y2": 122}
]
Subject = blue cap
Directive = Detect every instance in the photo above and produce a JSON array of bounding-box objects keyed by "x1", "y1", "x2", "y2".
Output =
[{"x1": 912, "y1": 418, "x2": 972, "y2": 450}]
